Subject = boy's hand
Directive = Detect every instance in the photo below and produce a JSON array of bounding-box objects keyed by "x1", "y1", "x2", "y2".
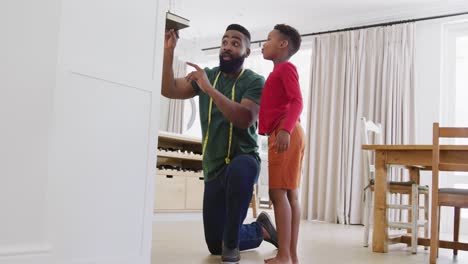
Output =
[
  {"x1": 186, "y1": 62, "x2": 212, "y2": 93},
  {"x1": 275, "y1": 130, "x2": 290, "y2": 153}
]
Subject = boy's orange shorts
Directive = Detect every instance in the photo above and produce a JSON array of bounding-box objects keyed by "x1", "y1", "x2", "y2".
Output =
[{"x1": 268, "y1": 122, "x2": 305, "y2": 190}]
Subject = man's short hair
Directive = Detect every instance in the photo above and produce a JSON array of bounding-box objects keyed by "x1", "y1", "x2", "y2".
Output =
[
  {"x1": 226, "y1": 24, "x2": 251, "y2": 46},
  {"x1": 274, "y1": 24, "x2": 302, "y2": 56}
]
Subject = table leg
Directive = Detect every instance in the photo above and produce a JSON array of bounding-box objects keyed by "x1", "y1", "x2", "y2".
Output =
[{"x1": 373, "y1": 150, "x2": 388, "y2": 253}]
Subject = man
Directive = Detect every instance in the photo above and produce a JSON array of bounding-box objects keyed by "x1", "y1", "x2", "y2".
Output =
[{"x1": 161, "y1": 24, "x2": 278, "y2": 263}]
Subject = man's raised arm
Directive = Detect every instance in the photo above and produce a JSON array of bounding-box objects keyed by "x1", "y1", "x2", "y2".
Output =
[{"x1": 161, "y1": 30, "x2": 197, "y2": 99}]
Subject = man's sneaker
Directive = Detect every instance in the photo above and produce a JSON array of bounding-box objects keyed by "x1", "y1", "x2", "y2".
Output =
[
  {"x1": 221, "y1": 246, "x2": 240, "y2": 264},
  {"x1": 256, "y1": 211, "x2": 278, "y2": 248}
]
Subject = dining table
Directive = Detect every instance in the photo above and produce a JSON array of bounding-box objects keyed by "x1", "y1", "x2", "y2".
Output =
[{"x1": 362, "y1": 144, "x2": 468, "y2": 253}]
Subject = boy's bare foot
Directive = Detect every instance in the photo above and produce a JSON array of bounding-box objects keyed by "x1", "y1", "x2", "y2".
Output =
[
  {"x1": 264, "y1": 256, "x2": 292, "y2": 264},
  {"x1": 266, "y1": 254, "x2": 297, "y2": 263}
]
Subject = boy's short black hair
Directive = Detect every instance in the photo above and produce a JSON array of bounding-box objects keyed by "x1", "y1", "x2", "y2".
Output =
[
  {"x1": 226, "y1": 24, "x2": 251, "y2": 46},
  {"x1": 274, "y1": 24, "x2": 301, "y2": 56}
]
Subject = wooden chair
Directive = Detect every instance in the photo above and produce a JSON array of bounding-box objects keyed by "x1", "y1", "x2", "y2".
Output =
[
  {"x1": 430, "y1": 123, "x2": 468, "y2": 263},
  {"x1": 361, "y1": 117, "x2": 429, "y2": 253},
  {"x1": 250, "y1": 184, "x2": 259, "y2": 218}
]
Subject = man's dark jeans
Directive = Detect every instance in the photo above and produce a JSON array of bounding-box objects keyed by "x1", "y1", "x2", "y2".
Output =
[{"x1": 202, "y1": 154, "x2": 263, "y2": 254}]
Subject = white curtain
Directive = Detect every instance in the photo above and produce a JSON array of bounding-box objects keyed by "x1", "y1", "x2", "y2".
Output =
[
  {"x1": 301, "y1": 23, "x2": 415, "y2": 224},
  {"x1": 166, "y1": 56, "x2": 187, "y2": 133}
]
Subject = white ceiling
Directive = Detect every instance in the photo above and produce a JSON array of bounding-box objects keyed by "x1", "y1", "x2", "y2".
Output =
[{"x1": 168, "y1": 0, "x2": 468, "y2": 48}]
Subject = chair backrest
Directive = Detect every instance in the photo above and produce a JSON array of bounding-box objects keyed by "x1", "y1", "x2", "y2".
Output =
[
  {"x1": 361, "y1": 117, "x2": 383, "y2": 179},
  {"x1": 432, "y1": 122, "x2": 468, "y2": 189},
  {"x1": 361, "y1": 117, "x2": 383, "y2": 144}
]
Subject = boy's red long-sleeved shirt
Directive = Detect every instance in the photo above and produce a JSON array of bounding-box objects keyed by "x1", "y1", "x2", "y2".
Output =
[{"x1": 258, "y1": 62, "x2": 303, "y2": 135}]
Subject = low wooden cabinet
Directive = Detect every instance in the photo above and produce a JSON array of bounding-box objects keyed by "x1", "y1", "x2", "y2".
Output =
[{"x1": 154, "y1": 131, "x2": 203, "y2": 212}]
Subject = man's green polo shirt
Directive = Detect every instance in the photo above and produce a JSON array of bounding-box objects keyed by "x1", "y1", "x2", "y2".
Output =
[{"x1": 192, "y1": 67, "x2": 265, "y2": 182}]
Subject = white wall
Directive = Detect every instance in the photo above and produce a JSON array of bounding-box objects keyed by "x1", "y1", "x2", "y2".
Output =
[
  {"x1": 46, "y1": 0, "x2": 167, "y2": 263},
  {"x1": 1, "y1": 0, "x2": 167, "y2": 263},
  {"x1": 0, "y1": 0, "x2": 60, "y2": 262}
]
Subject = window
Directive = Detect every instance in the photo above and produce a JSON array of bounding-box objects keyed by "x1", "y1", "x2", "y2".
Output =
[
  {"x1": 454, "y1": 34, "x2": 468, "y2": 219},
  {"x1": 441, "y1": 22, "x2": 468, "y2": 221},
  {"x1": 455, "y1": 36, "x2": 468, "y2": 130}
]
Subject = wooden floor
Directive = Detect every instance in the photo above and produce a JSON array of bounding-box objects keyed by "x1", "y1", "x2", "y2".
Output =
[{"x1": 152, "y1": 212, "x2": 468, "y2": 264}]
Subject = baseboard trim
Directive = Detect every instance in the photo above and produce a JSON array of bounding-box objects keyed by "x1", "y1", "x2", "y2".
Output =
[{"x1": 0, "y1": 244, "x2": 52, "y2": 257}]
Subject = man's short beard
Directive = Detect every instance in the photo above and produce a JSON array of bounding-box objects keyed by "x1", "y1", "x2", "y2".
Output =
[{"x1": 219, "y1": 54, "x2": 246, "y2": 74}]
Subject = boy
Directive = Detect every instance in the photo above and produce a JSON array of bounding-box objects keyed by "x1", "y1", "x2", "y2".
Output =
[{"x1": 259, "y1": 24, "x2": 305, "y2": 264}]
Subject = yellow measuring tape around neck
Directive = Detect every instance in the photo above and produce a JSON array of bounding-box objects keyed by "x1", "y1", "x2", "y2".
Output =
[{"x1": 202, "y1": 69, "x2": 246, "y2": 165}]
